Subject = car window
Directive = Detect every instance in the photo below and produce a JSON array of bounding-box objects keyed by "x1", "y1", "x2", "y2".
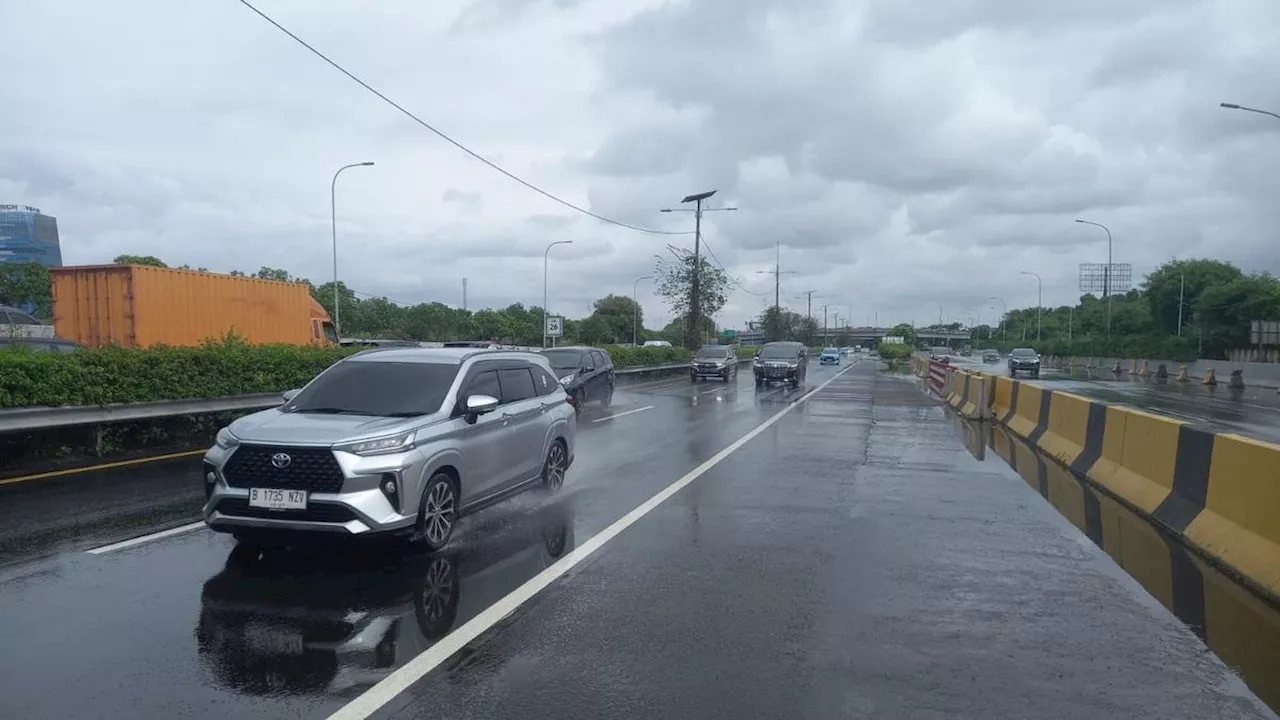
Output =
[
  {"x1": 541, "y1": 349, "x2": 582, "y2": 371},
  {"x1": 532, "y1": 366, "x2": 560, "y2": 396},
  {"x1": 466, "y1": 369, "x2": 501, "y2": 401},
  {"x1": 1011, "y1": 349, "x2": 1037, "y2": 358},
  {"x1": 759, "y1": 345, "x2": 798, "y2": 359},
  {"x1": 592, "y1": 350, "x2": 609, "y2": 368},
  {"x1": 286, "y1": 361, "x2": 460, "y2": 416},
  {"x1": 498, "y1": 368, "x2": 537, "y2": 403}
]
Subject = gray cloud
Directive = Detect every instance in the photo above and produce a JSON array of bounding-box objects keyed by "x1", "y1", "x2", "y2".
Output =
[{"x1": 1, "y1": 0, "x2": 1278, "y2": 330}]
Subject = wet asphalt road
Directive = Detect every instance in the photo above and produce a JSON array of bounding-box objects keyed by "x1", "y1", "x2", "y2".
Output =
[
  {"x1": 0, "y1": 360, "x2": 1275, "y2": 719},
  {"x1": 958, "y1": 357, "x2": 1280, "y2": 444}
]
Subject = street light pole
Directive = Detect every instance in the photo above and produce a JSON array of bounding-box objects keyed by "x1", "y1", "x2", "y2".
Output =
[
  {"x1": 1220, "y1": 102, "x2": 1280, "y2": 121},
  {"x1": 633, "y1": 275, "x2": 654, "y2": 346},
  {"x1": 1075, "y1": 219, "x2": 1114, "y2": 337},
  {"x1": 1021, "y1": 270, "x2": 1042, "y2": 342},
  {"x1": 661, "y1": 192, "x2": 737, "y2": 349},
  {"x1": 330, "y1": 161, "x2": 374, "y2": 335},
  {"x1": 989, "y1": 296, "x2": 1008, "y2": 343},
  {"x1": 542, "y1": 240, "x2": 573, "y2": 348}
]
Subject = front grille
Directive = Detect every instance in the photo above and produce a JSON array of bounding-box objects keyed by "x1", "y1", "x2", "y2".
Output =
[
  {"x1": 214, "y1": 498, "x2": 357, "y2": 523},
  {"x1": 223, "y1": 445, "x2": 345, "y2": 493}
]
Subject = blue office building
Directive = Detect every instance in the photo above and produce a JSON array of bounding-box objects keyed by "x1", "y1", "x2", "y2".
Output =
[{"x1": 0, "y1": 204, "x2": 63, "y2": 267}]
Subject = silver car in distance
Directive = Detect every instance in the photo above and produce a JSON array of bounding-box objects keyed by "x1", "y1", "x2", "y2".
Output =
[{"x1": 202, "y1": 347, "x2": 576, "y2": 551}]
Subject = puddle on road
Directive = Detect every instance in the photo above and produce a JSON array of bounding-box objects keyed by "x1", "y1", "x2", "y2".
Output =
[{"x1": 956, "y1": 416, "x2": 1280, "y2": 714}]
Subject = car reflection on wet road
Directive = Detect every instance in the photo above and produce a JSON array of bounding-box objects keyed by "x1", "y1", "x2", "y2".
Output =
[{"x1": 195, "y1": 500, "x2": 573, "y2": 700}]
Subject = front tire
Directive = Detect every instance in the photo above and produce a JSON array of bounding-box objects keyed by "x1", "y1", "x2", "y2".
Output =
[
  {"x1": 542, "y1": 439, "x2": 568, "y2": 492},
  {"x1": 413, "y1": 472, "x2": 458, "y2": 553}
]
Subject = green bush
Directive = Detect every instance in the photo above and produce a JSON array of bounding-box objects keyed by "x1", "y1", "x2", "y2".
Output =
[
  {"x1": 0, "y1": 340, "x2": 357, "y2": 408},
  {"x1": 876, "y1": 342, "x2": 913, "y2": 360},
  {"x1": 734, "y1": 346, "x2": 757, "y2": 360},
  {"x1": 604, "y1": 345, "x2": 693, "y2": 368}
]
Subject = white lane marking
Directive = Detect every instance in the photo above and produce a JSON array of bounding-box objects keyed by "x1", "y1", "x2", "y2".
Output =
[
  {"x1": 86, "y1": 521, "x2": 206, "y2": 555},
  {"x1": 328, "y1": 362, "x2": 858, "y2": 720},
  {"x1": 591, "y1": 405, "x2": 656, "y2": 423},
  {"x1": 699, "y1": 387, "x2": 723, "y2": 395}
]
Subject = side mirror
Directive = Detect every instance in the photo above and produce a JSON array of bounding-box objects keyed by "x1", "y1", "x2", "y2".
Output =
[
  {"x1": 465, "y1": 394, "x2": 500, "y2": 422},
  {"x1": 281, "y1": 388, "x2": 301, "y2": 402},
  {"x1": 582, "y1": 365, "x2": 595, "y2": 373}
]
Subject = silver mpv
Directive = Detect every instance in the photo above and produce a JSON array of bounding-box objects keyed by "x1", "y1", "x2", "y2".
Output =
[{"x1": 202, "y1": 347, "x2": 577, "y2": 551}]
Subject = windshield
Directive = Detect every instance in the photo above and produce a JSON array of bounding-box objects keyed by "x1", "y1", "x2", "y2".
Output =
[
  {"x1": 822, "y1": 348, "x2": 838, "y2": 354},
  {"x1": 1011, "y1": 349, "x2": 1038, "y2": 358},
  {"x1": 696, "y1": 348, "x2": 727, "y2": 359},
  {"x1": 540, "y1": 349, "x2": 583, "y2": 370},
  {"x1": 285, "y1": 360, "x2": 459, "y2": 416},
  {"x1": 759, "y1": 345, "x2": 798, "y2": 359}
]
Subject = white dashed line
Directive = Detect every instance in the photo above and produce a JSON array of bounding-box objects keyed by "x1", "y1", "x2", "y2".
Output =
[
  {"x1": 86, "y1": 521, "x2": 206, "y2": 555},
  {"x1": 591, "y1": 405, "x2": 656, "y2": 423}
]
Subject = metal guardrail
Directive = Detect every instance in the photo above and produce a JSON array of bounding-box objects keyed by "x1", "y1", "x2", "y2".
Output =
[
  {"x1": 0, "y1": 359, "x2": 752, "y2": 434},
  {"x1": 0, "y1": 393, "x2": 284, "y2": 434}
]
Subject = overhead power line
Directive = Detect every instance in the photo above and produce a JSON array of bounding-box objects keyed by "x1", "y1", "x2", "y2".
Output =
[{"x1": 237, "y1": 0, "x2": 691, "y2": 237}]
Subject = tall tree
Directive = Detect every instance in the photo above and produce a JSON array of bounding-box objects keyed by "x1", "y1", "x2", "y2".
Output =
[
  {"x1": 1143, "y1": 259, "x2": 1243, "y2": 336},
  {"x1": 655, "y1": 250, "x2": 730, "y2": 349},
  {"x1": 0, "y1": 262, "x2": 53, "y2": 319},
  {"x1": 112, "y1": 254, "x2": 167, "y2": 267},
  {"x1": 589, "y1": 294, "x2": 642, "y2": 344}
]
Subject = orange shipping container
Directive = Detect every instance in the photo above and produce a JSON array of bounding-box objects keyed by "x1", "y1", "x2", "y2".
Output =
[{"x1": 51, "y1": 264, "x2": 338, "y2": 349}]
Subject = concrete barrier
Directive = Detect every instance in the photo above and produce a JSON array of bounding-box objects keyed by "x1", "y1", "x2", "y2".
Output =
[
  {"x1": 1184, "y1": 434, "x2": 1280, "y2": 599},
  {"x1": 958, "y1": 372, "x2": 991, "y2": 420},
  {"x1": 992, "y1": 376, "x2": 1015, "y2": 420},
  {"x1": 1004, "y1": 382, "x2": 1047, "y2": 441},
  {"x1": 1087, "y1": 406, "x2": 1182, "y2": 516},
  {"x1": 991, "y1": 374, "x2": 1280, "y2": 603},
  {"x1": 1036, "y1": 391, "x2": 1095, "y2": 469}
]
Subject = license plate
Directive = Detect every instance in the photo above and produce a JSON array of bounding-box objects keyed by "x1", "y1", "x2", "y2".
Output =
[
  {"x1": 249, "y1": 488, "x2": 308, "y2": 510},
  {"x1": 245, "y1": 625, "x2": 304, "y2": 655}
]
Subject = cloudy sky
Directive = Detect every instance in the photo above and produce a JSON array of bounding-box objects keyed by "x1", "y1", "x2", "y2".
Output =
[{"x1": 2, "y1": 0, "x2": 1278, "y2": 331}]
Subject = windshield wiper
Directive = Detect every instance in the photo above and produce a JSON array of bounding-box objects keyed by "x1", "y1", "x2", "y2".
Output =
[
  {"x1": 384, "y1": 411, "x2": 427, "y2": 417},
  {"x1": 291, "y1": 407, "x2": 365, "y2": 415}
]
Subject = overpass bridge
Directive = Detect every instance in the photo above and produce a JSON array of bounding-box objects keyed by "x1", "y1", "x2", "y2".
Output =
[{"x1": 737, "y1": 325, "x2": 973, "y2": 347}]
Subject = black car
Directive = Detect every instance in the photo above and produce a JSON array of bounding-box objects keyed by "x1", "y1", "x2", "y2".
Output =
[
  {"x1": 690, "y1": 345, "x2": 739, "y2": 383},
  {"x1": 753, "y1": 341, "x2": 808, "y2": 388},
  {"x1": 539, "y1": 346, "x2": 615, "y2": 413},
  {"x1": 1008, "y1": 347, "x2": 1041, "y2": 377}
]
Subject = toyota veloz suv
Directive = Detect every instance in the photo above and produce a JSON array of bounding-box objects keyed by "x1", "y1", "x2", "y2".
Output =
[{"x1": 202, "y1": 347, "x2": 576, "y2": 551}]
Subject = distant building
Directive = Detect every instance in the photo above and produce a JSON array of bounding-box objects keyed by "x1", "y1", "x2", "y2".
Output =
[{"x1": 0, "y1": 205, "x2": 63, "y2": 266}]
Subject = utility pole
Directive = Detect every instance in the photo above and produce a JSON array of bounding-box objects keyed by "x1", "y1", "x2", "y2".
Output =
[
  {"x1": 822, "y1": 304, "x2": 829, "y2": 344},
  {"x1": 462, "y1": 278, "x2": 468, "y2": 311},
  {"x1": 797, "y1": 290, "x2": 817, "y2": 346},
  {"x1": 1177, "y1": 273, "x2": 1185, "y2": 337},
  {"x1": 757, "y1": 242, "x2": 797, "y2": 311},
  {"x1": 661, "y1": 191, "x2": 737, "y2": 349}
]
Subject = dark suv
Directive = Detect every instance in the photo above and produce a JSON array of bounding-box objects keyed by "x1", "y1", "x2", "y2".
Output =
[
  {"x1": 1008, "y1": 348, "x2": 1041, "y2": 378},
  {"x1": 691, "y1": 345, "x2": 739, "y2": 383},
  {"x1": 539, "y1": 346, "x2": 615, "y2": 413},
  {"x1": 753, "y1": 341, "x2": 808, "y2": 387}
]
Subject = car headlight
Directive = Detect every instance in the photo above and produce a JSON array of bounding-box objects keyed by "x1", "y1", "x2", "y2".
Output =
[
  {"x1": 753, "y1": 357, "x2": 762, "y2": 365},
  {"x1": 559, "y1": 373, "x2": 575, "y2": 386},
  {"x1": 334, "y1": 431, "x2": 416, "y2": 457},
  {"x1": 214, "y1": 427, "x2": 239, "y2": 449}
]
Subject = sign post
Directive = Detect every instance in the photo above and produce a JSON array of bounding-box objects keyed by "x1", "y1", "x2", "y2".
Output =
[{"x1": 545, "y1": 315, "x2": 563, "y2": 347}]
